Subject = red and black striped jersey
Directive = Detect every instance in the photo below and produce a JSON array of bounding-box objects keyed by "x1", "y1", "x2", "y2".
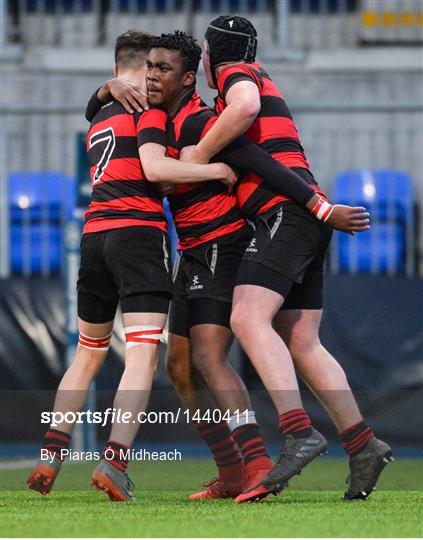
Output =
[
  {"x1": 216, "y1": 62, "x2": 325, "y2": 218},
  {"x1": 165, "y1": 90, "x2": 247, "y2": 250},
  {"x1": 84, "y1": 101, "x2": 168, "y2": 234}
]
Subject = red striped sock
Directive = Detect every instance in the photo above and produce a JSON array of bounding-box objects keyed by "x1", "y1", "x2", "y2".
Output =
[
  {"x1": 340, "y1": 420, "x2": 374, "y2": 456},
  {"x1": 101, "y1": 440, "x2": 129, "y2": 472},
  {"x1": 43, "y1": 429, "x2": 71, "y2": 461},
  {"x1": 196, "y1": 421, "x2": 243, "y2": 483},
  {"x1": 279, "y1": 408, "x2": 312, "y2": 438},
  {"x1": 232, "y1": 423, "x2": 270, "y2": 467}
]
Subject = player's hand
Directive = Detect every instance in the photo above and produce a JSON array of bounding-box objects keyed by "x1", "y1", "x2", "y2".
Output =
[
  {"x1": 216, "y1": 163, "x2": 238, "y2": 193},
  {"x1": 104, "y1": 78, "x2": 148, "y2": 113},
  {"x1": 180, "y1": 145, "x2": 209, "y2": 164},
  {"x1": 326, "y1": 205, "x2": 370, "y2": 235},
  {"x1": 157, "y1": 182, "x2": 175, "y2": 196}
]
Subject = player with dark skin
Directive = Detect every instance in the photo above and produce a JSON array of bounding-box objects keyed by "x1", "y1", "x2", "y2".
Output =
[{"x1": 145, "y1": 38, "x2": 275, "y2": 501}]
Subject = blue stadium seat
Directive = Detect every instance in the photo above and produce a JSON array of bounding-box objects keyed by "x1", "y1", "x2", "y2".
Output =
[
  {"x1": 9, "y1": 172, "x2": 75, "y2": 219},
  {"x1": 10, "y1": 225, "x2": 62, "y2": 274},
  {"x1": 331, "y1": 170, "x2": 415, "y2": 274},
  {"x1": 9, "y1": 172, "x2": 76, "y2": 274}
]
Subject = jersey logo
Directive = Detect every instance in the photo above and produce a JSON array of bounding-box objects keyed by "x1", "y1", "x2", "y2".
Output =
[
  {"x1": 89, "y1": 127, "x2": 116, "y2": 184},
  {"x1": 190, "y1": 275, "x2": 204, "y2": 291},
  {"x1": 229, "y1": 20, "x2": 234, "y2": 28},
  {"x1": 246, "y1": 238, "x2": 258, "y2": 253}
]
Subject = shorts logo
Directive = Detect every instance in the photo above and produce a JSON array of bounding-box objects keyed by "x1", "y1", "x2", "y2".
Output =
[
  {"x1": 246, "y1": 238, "x2": 258, "y2": 253},
  {"x1": 190, "y1": 275, "x2": 204, "y2": 291}
]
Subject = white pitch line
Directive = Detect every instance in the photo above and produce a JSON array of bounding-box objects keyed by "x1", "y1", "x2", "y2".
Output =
[
  {"x1": 1, "y1": 459, "x2": 37, "y2": 470},
  {"x1": 1, "y1": 458, "x2": 92, "y2": 470}
]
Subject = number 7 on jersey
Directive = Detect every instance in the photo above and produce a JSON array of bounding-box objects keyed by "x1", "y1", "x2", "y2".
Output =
[{"x1": 89, "y1": 127, "x2": 116, "y2": 184}]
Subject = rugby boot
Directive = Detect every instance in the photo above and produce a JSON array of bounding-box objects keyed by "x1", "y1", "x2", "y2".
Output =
[
  {"x1": 343, "y1": 438, "x2": 394, "y2": 500},
  {"x1": 263, "y1": 428, "x2": 328, "y2": 489},
  {"x1": 235, "y1": 459, "x2": 286, "y2": 503},
  {"x1": 27, "y1": 456, "x2": 62, "y2": 495},
  {"x1": 188, "y1": 477, "x2": 243, "y2": 500},
  {"x1": 91, "y1": 460, "x2": 135, "y2": 502}
]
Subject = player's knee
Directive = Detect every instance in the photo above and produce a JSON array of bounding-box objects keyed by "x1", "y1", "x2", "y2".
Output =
[
  {"x1": 289, "y1": 333, "x2": 321, "y2": 360},
  {"x1": 230, "y1": 306, "x2": 251, "y2": 343},
  {"x1": 166, "y1": 349, "x2": 188, "y2": 390},
  {"x1": 190, "y1": 348, "x2": 208, "y2": 374},
  {"x1": 74, "y1": 346, "x2": 106, "y2": 376},
  {"x1": 190, "y1": 347, "x2": 220, "y2": 378},
  {"x1": 288, "y1": 336, "x2": 320, "y2": 359},
  {"x1": 125, "y1": 346, "x2": 158, "y2": 369},
  {"x1": 77, "y1": 331, "x2": 111, "y2": 375}
]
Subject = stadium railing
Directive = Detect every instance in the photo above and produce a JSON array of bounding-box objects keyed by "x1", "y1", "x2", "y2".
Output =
[
  {"x1": 329, "y1": 170, "x2": 416, "y2": 276},
  {"x1": 4, "y1": 0, "x2": 422, "y2": 53}
]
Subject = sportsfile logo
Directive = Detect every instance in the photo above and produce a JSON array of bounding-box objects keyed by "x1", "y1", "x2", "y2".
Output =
[
  {"x1": 190, "y1": 275, "x2": 203, "y2": 291},
  {"x1": 246, "y1": 238, "x2": 258, "y2": 253}
]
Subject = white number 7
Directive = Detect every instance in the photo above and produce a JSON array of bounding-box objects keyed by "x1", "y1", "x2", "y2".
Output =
[{"x1": 89, "y1": 127, "x2": 116, "y2": 184}]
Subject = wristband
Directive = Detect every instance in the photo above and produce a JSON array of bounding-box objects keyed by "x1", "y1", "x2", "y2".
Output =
[{"x1": 311, "y1": 196, "x2": 334, "y2": 223}]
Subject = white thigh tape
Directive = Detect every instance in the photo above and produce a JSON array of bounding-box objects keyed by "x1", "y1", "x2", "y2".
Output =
[{"x1": 124, "y1": 325, "x2": 164, "y2": 349}]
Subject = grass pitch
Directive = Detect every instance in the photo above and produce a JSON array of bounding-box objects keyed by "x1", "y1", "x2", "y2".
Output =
[{"x1": 1, "y1": 458, "x2": 422, "y2": 537}]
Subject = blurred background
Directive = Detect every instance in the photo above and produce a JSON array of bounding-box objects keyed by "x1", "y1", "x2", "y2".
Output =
[{"x1": 1, "y1": 0, "x2": 422, "y2": 460}]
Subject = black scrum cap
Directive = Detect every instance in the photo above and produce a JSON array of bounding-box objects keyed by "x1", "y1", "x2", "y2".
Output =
[{"x1": 205, "y1": 15, "x2": 257, "y2": 85}]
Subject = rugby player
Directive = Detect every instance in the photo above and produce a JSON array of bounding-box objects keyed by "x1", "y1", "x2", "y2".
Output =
[
  {"x1": 27, "y1": 30, "x2": 239, "y2": 502},
  {"x1": 87, "y1": 30, "x2": 374, "y2": 503},
  {"x1": 179, "y1": 15, "x2": 393, "y2": 501}
]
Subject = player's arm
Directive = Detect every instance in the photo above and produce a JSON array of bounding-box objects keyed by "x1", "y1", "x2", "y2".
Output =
[
  {"x1": 137, "y1": 109, "x2": 236, "y2": 187},
  {"x1": 181, "y1": 137, "x2": 369, "y2": 234},
  {"x1": 215, "y1": 139, "x2": 369, "y2": 233},
  {"x1": 85, "y1": 79, "x2": 148, "y2": 122},
  {"x1": 179, "y1": 109, "x2": 316, "y2": 205},
  {"x1": 140, "y1": 143, "x2": 237, "y2": 186},
  {"x1": 210, "y1": 137, "x2": 317, "y2": 206},
  {"x1": 185, "y1": 80, "x2": 261, "y2": 163}
]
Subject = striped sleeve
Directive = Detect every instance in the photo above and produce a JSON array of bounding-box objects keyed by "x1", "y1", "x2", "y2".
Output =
[
  {"x1": 218, "y1": 65, "x2": 261, "y2": 100},
  {"x1": 137, "y1": 108, "x2": 168, "y2": 148},
  {"x1": 179, "y1": 109, "x2": 217, "y2": 147}
]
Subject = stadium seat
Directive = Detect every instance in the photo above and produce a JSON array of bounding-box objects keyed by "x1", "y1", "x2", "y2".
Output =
[
  {"x1": 10, "y1": 224, "x2": 62, "y2": 274},
  {"x1": 9, "y1": 172, "x2": 76, "y2": 274},
  {"x1": 331, "y1": 170, "x2": 415, "y2": 274}
]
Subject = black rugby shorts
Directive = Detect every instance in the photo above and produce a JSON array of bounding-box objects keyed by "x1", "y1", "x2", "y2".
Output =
[
  {"x1": 77, "y1": 226, "x2": 172, "y2": 323},
  {"x1": 236, "y1": 202, "x2": 332, "y2": 310},
  {"x1": 169, "y1": 227, "x2": 251, "y2": 336}
]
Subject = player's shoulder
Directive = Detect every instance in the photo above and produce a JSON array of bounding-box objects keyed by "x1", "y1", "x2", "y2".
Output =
[
  {"x1": 218, "y1": 62, "x2": 260, "y2": 82},
  {"x1": 217, "y1": 62, "x2": 264, "y2": 96},
  {"x1": 135, "y1": 107, "x2": 167, "y2": 131},
  {"x1": 177, "y1": 94, "x2": 216, "y2": 144},
  {"x1": 179, "y1": 92, "x2": 216, "y2": 124},
  {"x1": 91, "y1": 100, "x2": 126, "y2": 121},
  {"x1": 135, "y1": 107, "x2": 167, "y2": 122},
  {"x1": 89, "y1": 101, "x2": 137, "y2": 135},
  {"x1": 183, "y1": 91, "x2": 213, "y2": 113}
]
